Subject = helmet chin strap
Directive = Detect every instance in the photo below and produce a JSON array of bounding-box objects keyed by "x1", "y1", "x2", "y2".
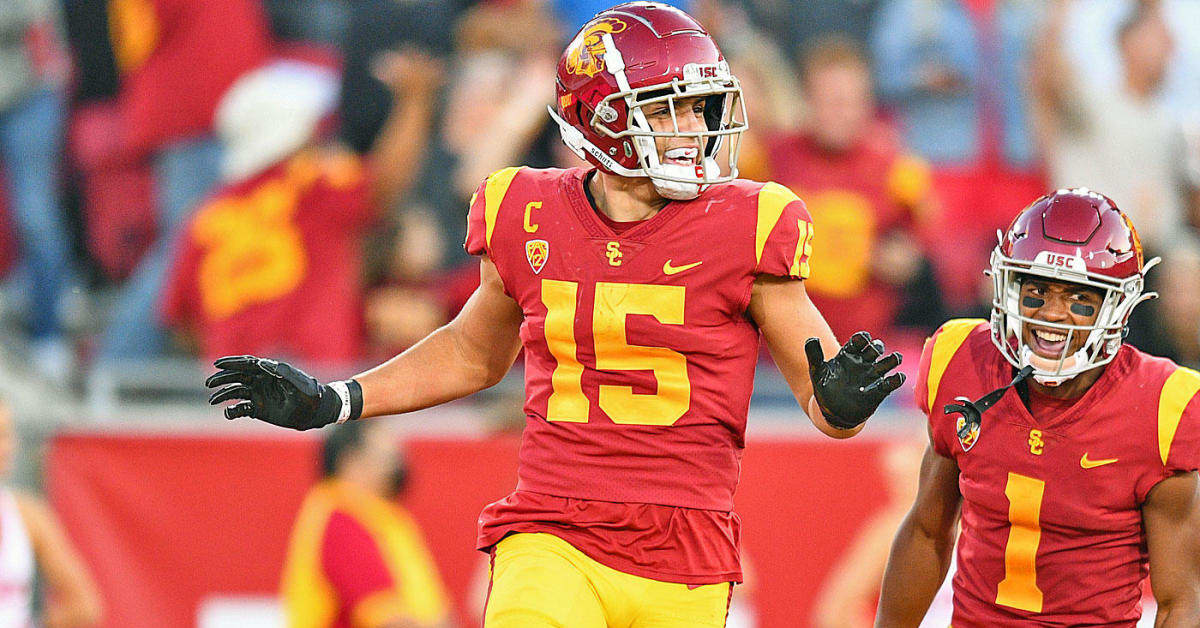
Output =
[{"x1": 1019, "y1": 344, "x2": 1087, "y2": 386}]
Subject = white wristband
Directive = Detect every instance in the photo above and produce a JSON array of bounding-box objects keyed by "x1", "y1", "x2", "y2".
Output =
[{"x1": 328, "y1": 380, "x2": 353, "y2": 424}]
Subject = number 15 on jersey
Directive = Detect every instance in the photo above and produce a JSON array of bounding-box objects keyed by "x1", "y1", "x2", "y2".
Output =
[{"x1": 541, "y1": 279, "x2": 691, "y2": 427}]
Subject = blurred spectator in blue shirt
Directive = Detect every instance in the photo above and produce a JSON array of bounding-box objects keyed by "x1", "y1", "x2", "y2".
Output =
[
  {"x1": 871, "y1": 0, "x2": 1040, "y2": 170},
  {"x1": 0, "y1": 0, "x2": 75, "y2": 381},
  {"x1": 870, "y1": 0, "x2": 1046, "y2": 311}
]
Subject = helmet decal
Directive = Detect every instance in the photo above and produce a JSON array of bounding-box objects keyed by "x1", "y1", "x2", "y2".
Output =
[{"x1": 565, "y1": 18, "x2": 628, "y2": 78}]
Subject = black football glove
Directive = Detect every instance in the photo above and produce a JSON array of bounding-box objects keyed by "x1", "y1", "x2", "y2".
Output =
[
  {"x1": 805, "y1": 331, "x2": 905, "y2": 430},
  {"x1": 204, "y1": 355, "x2": 361, "y2": 430}
]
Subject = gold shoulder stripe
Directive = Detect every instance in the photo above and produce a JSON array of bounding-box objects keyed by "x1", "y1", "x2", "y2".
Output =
[
  {"x1": 927, "y1": 318, "x2": 986, "y2": 412},
  {"x1": 1158, "y1": 367, "x2": 1200, "y2": 465},
  {"x1": 756, "y1": 182, "x2": 801, "y2": 268},
  {"x1": 484, "y1": 167, "x2": 522, "y2": 248}
]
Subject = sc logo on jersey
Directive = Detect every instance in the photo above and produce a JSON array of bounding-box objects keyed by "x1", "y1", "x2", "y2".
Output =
[
  {"x1": 606, "y1": 241, "x2": 622, "y2": 266},
  {"x1": 1028, "y1": 429, "x2": 1044, "y2": 455}
]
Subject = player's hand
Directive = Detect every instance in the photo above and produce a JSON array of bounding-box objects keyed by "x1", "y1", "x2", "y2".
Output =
[
  {"x1": 805, "y1": 332, "x2": 905, "y2": 430},
  {"x1": 372, "y1": 48, "x2": 443, "y2": 99},
  {"x1": 205, "y1": 356, "x2": 358, "y2": 430}
]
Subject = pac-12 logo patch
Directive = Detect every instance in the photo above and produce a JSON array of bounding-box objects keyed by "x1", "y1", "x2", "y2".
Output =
[{"x1": 526, "y1": 240, "x2": 549, "y2": 274}]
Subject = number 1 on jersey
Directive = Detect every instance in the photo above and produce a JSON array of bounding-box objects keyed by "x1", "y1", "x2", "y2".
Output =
[
  {"x1": 997, "y1": 472, "x2": 1045, "y2": 612},
  {"x1": 541, "y1": 279, "x2": 690, "y2": 426}
]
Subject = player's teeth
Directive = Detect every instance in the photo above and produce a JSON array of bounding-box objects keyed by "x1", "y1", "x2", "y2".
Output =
[{"x1": 1034, "y1": 329, "x2": 1067, "y2": 342}]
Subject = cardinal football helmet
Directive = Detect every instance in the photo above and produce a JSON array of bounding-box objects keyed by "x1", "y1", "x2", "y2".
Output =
[
  {"x1": 989, "y1": 188, "x2": 1160, "y2": 385},
  {"x1": 549, "y1": 2, "x2": 748, "y2": 200}
]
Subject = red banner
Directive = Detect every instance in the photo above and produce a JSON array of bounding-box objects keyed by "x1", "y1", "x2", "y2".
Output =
[{"x1": 47, "y1": 429, "x2": 908, "y2": 627}]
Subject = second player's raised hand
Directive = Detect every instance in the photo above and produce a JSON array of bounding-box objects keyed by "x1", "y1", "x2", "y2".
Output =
[{"x1": 805, "y1": 332, "x2": 905, "y2": 430}]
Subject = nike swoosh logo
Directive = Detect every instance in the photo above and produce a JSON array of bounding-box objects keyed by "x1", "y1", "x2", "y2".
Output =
[
  {"x1": 1080, "y1": 453, "x2": 1118, "y2": 469},
  {"x1": 663, "y1": 260, "x2": 702, "y2": 275}
]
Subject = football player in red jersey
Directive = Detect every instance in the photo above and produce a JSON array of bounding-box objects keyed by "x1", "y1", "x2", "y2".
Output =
[
  {"x1": 875, "y1": 188, "x2": 1200, "y2": 627},
  {"x1": 206, "y1": 3, "x2": 905, "y2": 626}
]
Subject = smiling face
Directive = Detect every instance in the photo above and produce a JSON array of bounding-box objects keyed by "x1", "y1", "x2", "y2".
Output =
[
  {"x1": 641, "y1": 94, "x2": 708, "y2": 168},
  {"x1": 1018, "y1": 277, "x2": 1104, "y2": 360}
]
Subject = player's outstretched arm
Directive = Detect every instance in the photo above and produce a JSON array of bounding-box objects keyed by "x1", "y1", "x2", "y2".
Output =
[
  {"x1": 206, "y1": 257, "x2": 523, "y2": 428},
  {"x1": 748, "y1": 275, "x2": 905, "y2": 438},
  {"x1": 874, "y1": 444, "x2": 961, "y2": 627},
  {"x1": 1144, "y1": 471, "x2": 1200, "y2": 628}
]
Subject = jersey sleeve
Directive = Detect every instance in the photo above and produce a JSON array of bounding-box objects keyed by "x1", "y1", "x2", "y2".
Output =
[
  {"x1": 320, "y1": 510, "x2": 406, "y2": 626},
  {"x1": 917, "y1": 332, "x2": 956, "y2": 459},
  {"x1": 464, "y1": 166, "x2": 523, "y2": 257},
  {"x1": 753, "y1": 182, "x2": 814, "y2": 280},
  {"x1": 914, "y1": 335, "x2": 936, "y2": 416},
  {"x1": 1159, "y1": 368, "x2": 1200, "y2": 476},
  {"x1": 920, "y1": 319, "x2": 987, "y2": 459},
  {"x1": 464, "y1": 178, "x2": 489, "y2": 256}
]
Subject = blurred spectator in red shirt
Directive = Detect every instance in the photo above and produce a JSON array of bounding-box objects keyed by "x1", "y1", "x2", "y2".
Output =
[
  {"x1": 105, "y1": 0, "x2": 269, "y2": 162},
  {"x1": 162, "y1": 52, "x2": 441, "y2": 370},
  {"x1": 363, "y1": 207, "x2": 480, "y2": 361},
  {"x1": 71, "y1": 0, "x2": 273, "y2": 362},
  {"x1": 281, "y1": 420, "x2": 452, "y2": 628},
  {"x1": 767, "y1": 37, "x2": 944, "y2": 344}
]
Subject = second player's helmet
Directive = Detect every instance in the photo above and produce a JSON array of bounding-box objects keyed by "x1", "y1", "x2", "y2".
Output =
[
  {"x1": 989, "y1": 188, "x2": 1160, "y2": 385},
  {"x1": 549, "y1": 1, "x2": 748, "y2": 200}
]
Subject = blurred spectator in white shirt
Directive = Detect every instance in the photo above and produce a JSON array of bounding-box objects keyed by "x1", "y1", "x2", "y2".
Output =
[{"x1": 1032, "y1": 0, "x2": 1200, "y2": 366}]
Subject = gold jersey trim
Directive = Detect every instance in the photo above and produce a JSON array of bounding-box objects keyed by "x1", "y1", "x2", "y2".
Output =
[
  {"x1": 927, "y1": 319, "x2": 987, "y2": 412},
  {"x1": 1158, "y1": 367, "x2": 1200, "y2": 465},
  {"x1": 484, "y1": 167, "x2": 523, "y2": 248},
  {"x1": 755, "y1": 182, "x2": 801, "y2": 269}
]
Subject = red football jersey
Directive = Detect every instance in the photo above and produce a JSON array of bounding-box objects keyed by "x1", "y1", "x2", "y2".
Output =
[
  {"x1": 281, "y1": 480, "x2": 451, "y2": 627},
  {"x1": 915, "y1": 319, "x2": 1200, "y2": 626},
  {"x1": 113, "y1": 0, "x2": 271, "y2": 157},
  {"x1": 161, "y1": 150, "x2": 373, "y2": 365},
  {"x1": 466, "y1": 166, "x2": 813, "y2": 584},
  {"x1": 765, "y1": 126, "x2": 932, "y2": 340}
]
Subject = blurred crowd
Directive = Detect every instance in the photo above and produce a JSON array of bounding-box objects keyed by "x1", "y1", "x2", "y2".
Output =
[{"x1": 0, "y1": 0, "x2": 1197, "y2": 392}]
